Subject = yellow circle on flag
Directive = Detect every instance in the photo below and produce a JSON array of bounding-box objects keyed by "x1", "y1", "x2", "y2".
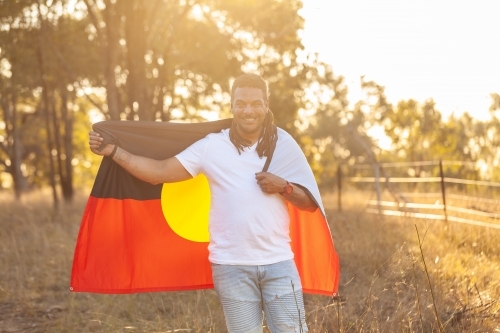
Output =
[{"x1": 161, "y1": 174, "x2": 211, "y2": 242}]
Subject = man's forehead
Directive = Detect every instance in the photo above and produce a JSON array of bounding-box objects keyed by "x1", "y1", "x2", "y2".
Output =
[{"x1": 233, "y1": 87, "x2": 265, "y2": 100}]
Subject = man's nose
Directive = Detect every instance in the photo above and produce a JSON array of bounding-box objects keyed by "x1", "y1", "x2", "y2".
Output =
[{"x1": 243, "y1": 104, "x2": 253, "y2": 113}]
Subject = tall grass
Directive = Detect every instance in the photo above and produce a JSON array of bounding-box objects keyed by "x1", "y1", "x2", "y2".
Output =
[{"x1": 0, "y1": 190, "x2": 498, "y2": 332}]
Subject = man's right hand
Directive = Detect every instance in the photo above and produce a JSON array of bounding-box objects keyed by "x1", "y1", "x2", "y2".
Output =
[
  {"x1": 89, "y1": 131, "x2": 115, "y2": 156},
  {"x1": 87, "y1": 129, "x2": 192, "y2": 184}
]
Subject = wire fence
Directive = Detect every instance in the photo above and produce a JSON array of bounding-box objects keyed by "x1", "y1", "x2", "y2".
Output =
[{"x1": 336, "y1": 160, "x2": 500, "y2": 230}]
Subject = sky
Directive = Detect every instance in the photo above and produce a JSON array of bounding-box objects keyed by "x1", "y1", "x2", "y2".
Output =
[{"x1": 299, "y1": 0, "x2": 500, "y2": 121}]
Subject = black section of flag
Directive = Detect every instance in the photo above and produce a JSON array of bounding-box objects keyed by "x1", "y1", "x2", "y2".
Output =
[
  {"x1": 90, "y1": 119, "x2": 232, "y2": 200},
  {"x1": 91, "y1": 158, "x2": 162, "y2": 199}
]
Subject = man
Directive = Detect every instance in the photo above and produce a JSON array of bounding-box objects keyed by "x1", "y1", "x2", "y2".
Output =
[{"x1": 89, "y1": 73, "x2": 318, "y2": 333}]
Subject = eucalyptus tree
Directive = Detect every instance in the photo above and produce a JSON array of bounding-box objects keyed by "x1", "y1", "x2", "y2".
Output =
[
  {"x1": 0, "y1": 0, "x2": 41, "y2": 198},
  {"x1": 0, "y1": 0, "x2": 99, "y2": 201},
  {"x1": 298, "y1": 61, "x2": 376, "y2": 187},
  {"x1": 2, "y1": 0, "x2": 353, "y2": 196},
  {"x1": 79, "y1": 0, "x2": 310, "y2": 126}
]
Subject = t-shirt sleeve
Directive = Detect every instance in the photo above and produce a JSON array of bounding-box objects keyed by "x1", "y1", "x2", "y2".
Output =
[{"x1": 175, "y1": 136, "x2": 209, "y2": 177}]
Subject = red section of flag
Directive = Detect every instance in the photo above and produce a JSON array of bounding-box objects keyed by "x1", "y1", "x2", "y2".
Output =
[
  {"x1": 70, "y1": 197, "x2": 213, "y2": 293},
  {"x1": 288, "y1": 204, "x2": 340, "y2": 295},
  {"x1": 71, "y1": 196, "x2": 339, "y2": 295}
]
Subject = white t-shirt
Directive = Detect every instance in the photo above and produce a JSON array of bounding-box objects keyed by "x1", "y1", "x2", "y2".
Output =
[{"x1": 175, "y1": 129, "x2": 293, "y2": 265}]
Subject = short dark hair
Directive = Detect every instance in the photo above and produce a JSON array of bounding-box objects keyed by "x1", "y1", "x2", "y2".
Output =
[{"x1": 230, "y1": 73, "x2": 269, "y2": 106}]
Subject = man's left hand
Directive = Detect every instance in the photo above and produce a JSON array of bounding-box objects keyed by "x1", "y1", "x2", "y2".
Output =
[{"x1": 255, "y1": 172, "x2": 287, "y2": 194}]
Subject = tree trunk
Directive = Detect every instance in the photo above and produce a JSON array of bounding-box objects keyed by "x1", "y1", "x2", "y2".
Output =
[
  {"x1": 50, "y1": 90, "x2": 66, "y2": 194},
  {"x1": 103, "y1": 0, "x2": 122, "y2": 120},
  {"x1": 1, "y1": 92, "x2": 28, "y2": 199},
  {"x1": 60, "y1": 86, "x2": 74, "y2": 201},
  {"x1": 124, "y1": 0, "x2": 152, "y2": 121},
  {"x1": 157, "y1": 56, "x2": 172, "y2": 122},
  {"x1": 37, "y1": 44, "x2": 59, "y2": 207},
  {"x1": 10, "y1": 96, "x2": 25, "y2": 199},
  {"x1": 49, "y1": 87, "x2": 75, "y2": 202}
]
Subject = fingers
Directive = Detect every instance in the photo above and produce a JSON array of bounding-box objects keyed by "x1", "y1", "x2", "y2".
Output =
[
  {"x1": 255, "y1": 172, "x2": 274, "y2": 180},
  {"x1": 89, "y1": 130, "x2": 102, "y2": 140},
  {"x1": 254, "y1": 172, "x2": 265, "y2": 179},
  {"x1": 255, "y1": 172, "x2": 284, "y2": 194},
  {"x1": 255, "y1": 172, "x2": 269, "y2": 186},
  {"x1": 88, "y1": 131, "x2": 105, "y2": 153},
  {"x1": 257, "y1": 182, "x2": 271, "y2": 193},
  {"x1": 255, "y1": 174, "x2": 269, "y2": 192}
]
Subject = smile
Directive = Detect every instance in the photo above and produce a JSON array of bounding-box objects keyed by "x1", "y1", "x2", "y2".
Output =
[{"x1": 242, "y1": 117, "x2": 257, "y2": 122}]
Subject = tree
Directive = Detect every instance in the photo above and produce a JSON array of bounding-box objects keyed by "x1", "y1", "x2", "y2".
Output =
[
  {"x1": 1, "y1": 0, "x2": 339, "y2": 199},
  {"x1": 489, "y1": 93, "x2": 500, "y2": 113},
  {"x1": 80, "y1": 0, "x2": 307, "y2": 124},
  {"x1": 0, "y1": 0, "x2": 41, "y2": 198},
  {"x1": 35, "y1": 3, "x2": 100, "y2": 202},
  {"x1": 300, "y1": 62, "x2": 376, "y2": 187},
  {"x1": 0, "y1": 0, "x2": 100, "y2": 201}
]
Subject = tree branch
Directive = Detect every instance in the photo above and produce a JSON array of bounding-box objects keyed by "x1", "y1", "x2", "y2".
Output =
[
  {"x1": 143, "y1": 0, "x2": 164, "y2": 44},
  {"x1": 0, "y1": 141, "x2": 8, "y2": 154},
  {"x1": 347, "y1": 121, "x2": 408, "y2": 204},
  {"x1": 82, "y1": 0, "x2": 106, "y2": 46},
  {"x1": 38, "y1": 18, "x2": 105, "y2": 114}
]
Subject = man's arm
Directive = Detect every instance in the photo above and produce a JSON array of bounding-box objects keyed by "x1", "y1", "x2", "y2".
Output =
[
  {"x1": 254, "y1": 172, "x2": 318, "y2": 212},
  {"x1": 89, "y1": 131, "x2": 192, "y2": 184}
]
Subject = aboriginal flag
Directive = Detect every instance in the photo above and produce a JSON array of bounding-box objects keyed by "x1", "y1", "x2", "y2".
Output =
[{"x1": 70, "y1": 119, "x2": 339, "y2": 295}]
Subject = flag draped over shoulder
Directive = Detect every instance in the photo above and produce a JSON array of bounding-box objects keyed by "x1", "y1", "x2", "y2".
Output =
[{"x1": 70, "y1": 119, "x2": 340, "y2": 296}]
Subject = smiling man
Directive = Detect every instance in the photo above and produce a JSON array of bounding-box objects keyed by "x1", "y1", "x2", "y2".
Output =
[{"x1": 89, "y1": 73, "x2": 319, "y2": 333}]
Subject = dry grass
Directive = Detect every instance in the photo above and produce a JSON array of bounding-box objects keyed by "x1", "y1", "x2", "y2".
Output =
[{"x1": 0, "y1": 189, "x2": 498, "y2": 332}]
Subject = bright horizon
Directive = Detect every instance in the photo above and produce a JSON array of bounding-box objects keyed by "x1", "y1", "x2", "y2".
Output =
[{"x1": 300, "y1": 0, "x2": 500, "y2": 121}]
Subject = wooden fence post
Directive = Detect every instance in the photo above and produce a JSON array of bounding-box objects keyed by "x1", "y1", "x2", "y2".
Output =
[
  {"x1": 337, "y1": 165, "x2": 342, "y2": 212},
  {"x1": 374, "y1": 163, "x2": 382, "y2": 213},
  {"x1": 439, "y1": 160, "x2": 448, "y2": 222}
]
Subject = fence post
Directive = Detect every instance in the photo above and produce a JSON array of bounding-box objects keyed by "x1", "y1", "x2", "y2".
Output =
[
  {"x1": 337, "y1": 165, "x2": 342, "y2": 212},
  {"x1": 439, "y1": 160, "x2": 448, "y2": 222},
  {"x1": 374, "y1": 163, "x2": 382, "y2": 213}
]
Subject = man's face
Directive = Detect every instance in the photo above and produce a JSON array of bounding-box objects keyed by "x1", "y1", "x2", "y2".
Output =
[{"x1": 231, "y1": 87, "x2": 268, "y2": 140}]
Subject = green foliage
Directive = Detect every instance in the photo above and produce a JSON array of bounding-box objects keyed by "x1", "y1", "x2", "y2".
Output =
[
  {"x1": 0, "y1": 0, "x2": 102, "y2": 197},
  {"x1": 360, "y1": 80, "x2": 500, "y2": 182},
  {"x1": 384, "y1": 99, "x2": 442, "y2": 161},
  {"x1": 304, "y1": 64, "x2": 375, "y2": 187},
  {"x1": 76, "y1": 0, "x2": 310, "y2": 124},
  {"x1": 0, "y1": 0, "x2": 329, "y2": 194},
  {"x1": 1, "y1": 0, "x2": 500, "y2": 196},
  {"x1": 71, "y1": 106, "x2": 102, "y2": 188}
]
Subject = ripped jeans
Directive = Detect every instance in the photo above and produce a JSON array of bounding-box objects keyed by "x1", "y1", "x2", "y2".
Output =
[{"x1": 211, "y1": 259, "x2": 308, "y2": 333}]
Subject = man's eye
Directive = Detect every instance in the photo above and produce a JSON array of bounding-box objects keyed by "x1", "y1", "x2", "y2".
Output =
[{"x1": 252, "y1": 102, "x2": 263, "y2": 108}]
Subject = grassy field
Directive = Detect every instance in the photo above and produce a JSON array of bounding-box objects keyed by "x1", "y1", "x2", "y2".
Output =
[{"x1": 0, "y1": 190, "x2": 498, "y2": 332}]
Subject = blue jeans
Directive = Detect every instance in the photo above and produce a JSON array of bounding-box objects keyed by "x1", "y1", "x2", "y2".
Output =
[{"x1": 211, "y1": 259, "x2": 308, "y2": 333}]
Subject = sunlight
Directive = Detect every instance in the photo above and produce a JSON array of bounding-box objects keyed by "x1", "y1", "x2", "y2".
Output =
[{"x1": 300, "y1": 0, "x2": 500, "y2": 121}]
